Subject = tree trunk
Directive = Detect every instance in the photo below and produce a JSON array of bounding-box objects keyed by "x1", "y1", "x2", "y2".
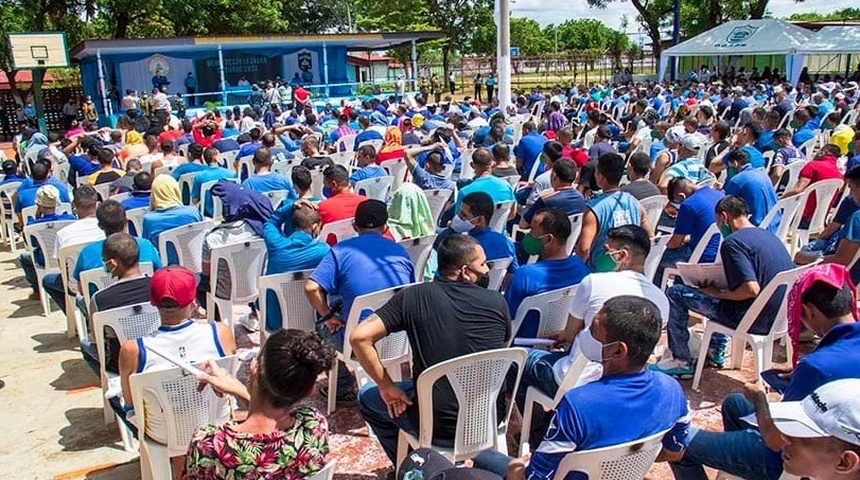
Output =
[
  {"x1": 749, "y1": 0, "x2": 768, "y2": 19},
  {"x1": 707, "y1": 0, "x2": 722, "y2": 29},
  {"x1": 115, "y1": 11, "x2": 131, "y2": 39},
  {"x1": 442, "y1": 43, "x2": 450, "y2": 83}
]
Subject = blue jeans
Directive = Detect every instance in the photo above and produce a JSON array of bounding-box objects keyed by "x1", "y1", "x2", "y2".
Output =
[
  {"x1": 18, "y1": 251, "x2": 37, "y2": 290},
  {"x1": 669, "y1": 394, "x2": 782, "y2": 480},
  {"x1": 42, "y1": 272, "x2": 67, "y2": 314},
  {"x1": 512, "y1": 349, "x2": 566, "y2": 444},
  {"x1": 666, "y1": 284, "x2": 729, "y2": 362},
  {"x1": 357, "y1": 381, "x2": 417, "y2": 464},
  {"x1": 655, "y1": 245, "x2": 693, "y2": 288},
  {"x1": 314, "y1": 323, "x2": 357, "y2": 395}
]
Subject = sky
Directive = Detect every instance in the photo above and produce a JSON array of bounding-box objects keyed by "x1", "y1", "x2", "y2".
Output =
[{"x1": 510, "y1": 0, "x2": 856, "y2": 33}]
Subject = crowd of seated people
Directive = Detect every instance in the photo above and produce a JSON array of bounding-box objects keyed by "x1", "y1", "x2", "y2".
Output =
[{"x1": 2, "y1": 68, "x2": 860, "y2": 480}]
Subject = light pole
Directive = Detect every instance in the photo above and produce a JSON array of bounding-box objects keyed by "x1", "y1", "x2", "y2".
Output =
[{"x1": 496, "y1": 0, "x2": 512, "y2": 112}]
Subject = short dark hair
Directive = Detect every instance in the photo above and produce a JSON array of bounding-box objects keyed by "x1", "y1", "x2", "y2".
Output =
[
  {"x1": 726, "y1": 148, "x2": 751, "y2": 166},
  {"x1": 666, "y1": 176, "x2": 693, "y2": 201},
  {"x1": 249, "y1": 127, "x2": 262, "y2": 141},
  {"x1": 292, "y1": 202, "x2": 321, "y2": 231},
  {"x1": 462, "y1": 191, "x2": 494, "y2": 224},
  {"x1": 821, "y1": 144, "x2": 841, "y2": 157},
  {"x1": 31, "y1": 161, "x2": 49, "y2": 182},
  {"x1": 698, "y1": 105, "x2": 714, "y2": 120},
  {"x1": 628, "y1": 152, "x2": 651, "y2": 177},
  {"x1": 96, "y1": 200, "x2": 127, "y2": 235},
  {"x1": 596, "y1": 152, "x2": 626, "y2": 186},
  {"x1": 491, "y1": 143, "x2": 510, "y2": 160},
  {"x1": 257, "y1": 329, "x2": 335, "y2": 409},
  {"x1": 712, "y1": 121, "x2": 731, "y2": 140},
  {"x1": 160, "y1": 140, "x2": 174, "y2": 153},
  {"x1": 253, "y1": 147, "x2": 272, "y2": 167},
  {"x1": 743, "y1": 122, "x2": 763, "y2": 140},
  {"x1": 715, "y1": 195, "x2": 749, "y2": 218},
  {"x1": 97, "y1": 148, "x2": 115, "y2": 166},
  {"x1": 596, "y1": 126, "x2": 612, "y2": 140},
  {"x1": 102, "y1": 232, "x2": 138, "y2": 269},
  {"x1": 357, "y1": 144, "x2": 377, "y2": 158},
  {"x1": 607, "y1": 224, "x2": 651, "y2": 257},
  {"x1": 188, "y1": 143, "x2": 204, "y2": 160},
  {"x1": 774, "y1": 128, "x2": 792, "y2": 140},
  {"x1": 73, "y1": 185, "x2": 99, "y2": 211},
  {"x1": 551, "y1": 158, "x2": 577, "y2": 184},
  {"x1": 291, "y1": 165, "x2": 312, "y2": 192},
  {"x1": 600, "y1": 295, "x2": 662, "y2": 367},
  {"x1": 323, "y1": 164, "x2": 349, "y2": 186},
  {"x1": 126, "y1": 158, "x2": 142, "y2": 172},
  {"x1": 261, "y1": 133, "x2": 277, "y2": 148},
  {"x1": 802, "y1": 281, "x2": 854, "y2": 320},
  {"x1": 542, "y1": 141, "x2": 564, "y2": 163},
  {"x1": 472, "y1": 147, "x2": 493, "y2": 169},
  {"x1": 437, "y1": 234, "x2": 481, "y2": 274},
  {"x1": 534, "y1": 208, "x2": 571, "y2": 242},
  {"x1": 203, "y1": 147, "x2": 220, "y2": 165},
  {"x1": 133, "y1": 171, "x2": 152, "y2": 191}
]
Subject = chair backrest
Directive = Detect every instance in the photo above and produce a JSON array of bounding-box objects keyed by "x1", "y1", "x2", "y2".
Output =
[
  {"x1": 264, "y1": 189, "x2": 290, "y2": 210},
  {"x1": 336, "y1": 134, "x2": 357, "y2": 152},
  {"x1": 509, "y1": 286, "x2": 577, "y2": 343},
  {"x1": 54, "y1": 162, "x2": 70, "y2": 184},
  {"x1": 93, "y1": 302, "x2": 161, "y2": 399},
  {"x1": 501, "y1": 175, "x2": 520, "y2": 189},
  {"x1": 220, "y1": 149, "x2": 239, "y2": 167},
  {"x1": 258, "y1": 270, "x2": 316, "y2": 339},
  {"x1": 565, "y1": 213, "x2": 584, "y2": 256},
  {"x1": 549, "y1": 353, "x2": 590, "y2": 407},
  {"x1": 158, "y1": 219, "x2": 215, "y2": 270},
  {"x1": 271, "y1": 159, "x2": 296, "y2": 178},
  {"x1": 423, "y1": 189, "x2": 454, "y2": 226},
  {"x1": 526, "y1": 154, "x2": 542, "y2": 183},
  {"x1": 93, "y1": 182, "x2": 112, "y2": 202},
  {"x1": 76, "y1": 174, "x2": 91, "y2": 187},
  {"x1": 235, "y1": 155, "x2": 254, "y2": 181},
  {"x1": 759, "y1": 195, "x2": 804, "y2": 247},
  {"x1": 110, "y1": 191, "x2": 132, "y2": 204},
  {"x1": 318, "y1": 217, "x2": 357, "y2": 245},
  {"x1": 209, "y1": 238, "x2": 268, "y2": 302},
  {"x1": 800, "y1": 178, "x2": 844, "y2": 236},
  {"x1": 380, "y1": 158, "x2": 409, "y2": 192},
  {"x1": 129, "y1": 355, "x2": 236, "y2": 453},
  {"x1": 199, "y1": 179, "x2": 221, "y2": 220},
  {"x1": 178, "y1": 172, "x2": 197, "y2": 205},
  {"x1": 551, "y1": 428, "x2": 670, "y2": 480},
  {"x1": 177, "y1": 143, "x2": 190, "y2": 158},
  {"x1": 397, "y1": 234, "x2": 438, "y2": 282},
  {"x1": 21, "y1": 202, "x2": 73, "y2": 224},
  {"x1": 689, "y1": 223, "x2": 723, "y2": 264},
  {"x1": 355, "y1": 175, "x2": 394, "y2": 202},
  {"x1": 358, "y1": 139, "x2": 384, "y2": 152},
  {"x1": 153, "y1": 165, "x2": 175, "y2": 178},
  {"x1": 126, "y1": 207, "x2": 149, "y2": 237},
  {"x1": 486, "y1": 257, "x2": 513, "y2": 291},
  {"x1": 59, "y1": 241, "x2": 96, "y2": 338},
  {"x1": 489, "y1": 201, "x2": 515, "y2": 233},
  {"x1": 779, "y1": 160, "x2": 809, "y2": 194},
  {"x1": 638, "y1": 195, "x2": 667, "y2": 231},
  {"x1": 329, "y1": 151, "x2": 354, "y2": 168},
  {"x1": 23, "y1": 220, "x2": 75, "y2": 270},
  {"x1": 308, "y1": 461, "x2": 337, "y2": 480},
  {"x1": 310, "y1": 169, "x2": 326, "y2": 199},
  {"x1": 644, "y1": 234, "x2": 672, "y2": 282},
  {"x1": 736, "y1": 264, "x2": 816, "y2": 336},
  {"x1": 458, "y1": 148, "x2": 477, "y2": 180},
  {"x1": 762, "y1": 150, "x2": 776, "y2": 171},
  {"x1": 415, "y1": 348, "x2": 527, "y2": 459}
]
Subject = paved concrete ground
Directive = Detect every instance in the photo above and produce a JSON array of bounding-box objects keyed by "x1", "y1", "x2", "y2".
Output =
[{"x1": 0, "y1": 240, "x2": 790, "y2": 480}]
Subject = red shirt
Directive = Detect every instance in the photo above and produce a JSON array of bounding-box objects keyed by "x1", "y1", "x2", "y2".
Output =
[
  {"x1": 192, "y1": 126, "x2": 222, "y2": 148},
  {"x1": 318, "y1": 191, "x2": 366, "y2": 225},
  {"x1": 562, "y1": 145, "x2": 589, "y2": 167},
  {"x1": 158, "y1": 129, "x2": 183, "y2": 145},
  {"x1": 294, "y1": 87, "x2": 310, "y2": 105},
  {"x1": 798, "y1": 155, "x2": 843, "y2": 220},
  {"x1": 375, "y1": 148, "x2": 405, "y2": 164}
]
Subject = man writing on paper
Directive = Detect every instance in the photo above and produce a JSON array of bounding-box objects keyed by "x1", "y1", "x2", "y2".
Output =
[{"x1": 651, "y1": 196, "x2": 793, "y2": 378}]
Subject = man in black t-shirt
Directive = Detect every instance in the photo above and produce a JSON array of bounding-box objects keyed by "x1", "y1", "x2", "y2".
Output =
[{"x1": 352, "y1": 234, "x2": 511, "y2": 463}]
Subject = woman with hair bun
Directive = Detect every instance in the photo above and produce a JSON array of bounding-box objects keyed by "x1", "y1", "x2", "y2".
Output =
[{"x1": 182, "y1": 329, "x2": 335, "y2": 480}]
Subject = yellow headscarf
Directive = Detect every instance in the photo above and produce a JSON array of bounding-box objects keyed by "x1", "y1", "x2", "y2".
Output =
[
  {"x1": 380, "y1": 127, "x2": 403, "y2": 154},
  {"x1": 150, "y1": 175, "x2": 183, "y2": 210},
  {"x1": 126, "y1": 131, "x2": 144, "y2": 145}
]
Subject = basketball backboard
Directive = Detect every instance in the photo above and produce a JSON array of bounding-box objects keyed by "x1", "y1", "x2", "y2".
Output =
[{"x1": 8, "y1": 33, "x2": 69, "y2": 69}]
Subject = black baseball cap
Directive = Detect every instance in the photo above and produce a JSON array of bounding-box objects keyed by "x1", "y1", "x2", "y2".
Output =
[{"x1": 354, "y1": 199, "x2": 388, "y2": 229}]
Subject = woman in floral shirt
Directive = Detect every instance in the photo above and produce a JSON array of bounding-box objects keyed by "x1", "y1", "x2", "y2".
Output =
[{"x1": 183, "y1": 329, "x2": 335, "y2": 479}]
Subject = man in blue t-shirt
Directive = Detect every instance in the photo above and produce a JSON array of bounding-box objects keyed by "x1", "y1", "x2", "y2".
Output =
[
  {"x1": 17, "y1": 185, "x2": 76, "y2": 295},
  {"x1": 474, "y1": 296, "x2": 690, "y2": 480},
  {"x1": 241, "y1": 147, "x2": 297, "y2": 198},
  {"x1": 724, "y1": 148, "x2": 779, "y2": 230},
  {"x1": 791, "y1": 109, "x2": 816, "y2": 148},
  {"x1": 520, "y1": 159, "x2": 586, "y2": 229},
  {"x1": 657, "y1": 177, "x2": 724, "y2": 283},
  {"x1": 306, "y1": 199, "x2": 414, "y2": 402},
  {"x1": 348, "y1": 144, "x2": 387, "y2": 186},
  {"x1": 514, "y1": 121, "x2": 548, "y2": 178},
  {"x1": 121, "y1": 171, "x2": 152, "y2": 212},
  {"x1": 353, "y1": 116, "x2": 384, "y2": 151},
  {"x1": 454, "y1": 148, "x2": 515, "y2": 215},
  {"x1": 15, "y1": 160, "x2": 71, "y2": 222},
  {"x1": 669, "y1": 265, "x2": 860, "y2": 480},
  {"x1": 653, "y1": 196, "x2": 794, "y2": 377},
  {"x1": 170, "y1": 143, "x2": 207, "y2": 181},
  {"x1": 191, "y1": 147, "x2": 236, "y2": 217},
  {"x1": 506, "y1": 208, "x2": 590, "y2": 338}
]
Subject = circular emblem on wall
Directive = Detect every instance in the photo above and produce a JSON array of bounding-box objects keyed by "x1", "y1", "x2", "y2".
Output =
[{"x1": 148, "y1": 54, "x2": 171, "y2": 76}]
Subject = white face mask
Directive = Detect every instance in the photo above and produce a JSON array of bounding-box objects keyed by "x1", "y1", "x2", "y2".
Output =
[
  {"x1": 580, "y1": 328, "x2": 616, "y2": 363},
  {"x1": 451, "y1": 214, "x2": 476, "y2": 233}
]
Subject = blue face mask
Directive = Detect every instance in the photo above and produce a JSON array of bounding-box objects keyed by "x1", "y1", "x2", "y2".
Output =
[{"x1": 451, "y1": 214, "x2": 476, "y2": 233}]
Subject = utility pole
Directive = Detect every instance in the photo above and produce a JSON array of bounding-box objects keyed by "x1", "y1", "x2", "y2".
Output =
[{"x1": 497, "y1": 0, "x2": 512, "y2": 112}]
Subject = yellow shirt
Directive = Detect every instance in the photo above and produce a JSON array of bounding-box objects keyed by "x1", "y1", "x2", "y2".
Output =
[{"x1": 831, "y1": 125, "x2": 855, "y2": 156}]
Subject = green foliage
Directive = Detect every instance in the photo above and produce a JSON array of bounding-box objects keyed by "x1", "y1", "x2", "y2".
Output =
[{"x1": 787, "y1": 7, "x2": 860, "y2": 21}]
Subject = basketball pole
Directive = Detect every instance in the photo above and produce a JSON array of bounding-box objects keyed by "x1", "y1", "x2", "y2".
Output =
[{"x1": 33, "y1": 67, "x2": 47, "y2": 136}]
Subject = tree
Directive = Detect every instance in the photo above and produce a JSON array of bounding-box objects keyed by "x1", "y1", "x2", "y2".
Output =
[
  {"x1": 468, "y1": 17, "x2": 549, "y2": 56},
  {"x1": 787, "y1": 7, "x2": 860, "y2": 21},
  {"x1": 585, "y1": 0, "x2": 673, "y2": 62}
]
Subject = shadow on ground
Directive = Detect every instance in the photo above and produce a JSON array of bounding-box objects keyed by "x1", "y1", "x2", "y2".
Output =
[
  {"x1": 50, "y1": 358, "x2": 99, "y2": 392},
  {"x1": 32, "y1": 332, "x2": 79, "y2": 354},
  {"x1": 59, "y1": 407, "x2": 125, "y2": 452}
]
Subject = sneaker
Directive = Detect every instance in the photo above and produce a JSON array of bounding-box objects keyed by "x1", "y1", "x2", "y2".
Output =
[
  {"x1": 649, "y1": 357, "x2": 694, "y2": 378},
  {"x1": 706, "y1": 348, "x2": 726, "y2": 368},
  {"x1": 236, "y1": 313, "x2": 260, "y2": 332}
]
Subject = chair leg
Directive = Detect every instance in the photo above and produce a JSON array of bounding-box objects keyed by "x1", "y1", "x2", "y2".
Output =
[
  {"x1": 730, "y1": 335, "x2": 745, "y2": 370},
  {"x1": 65, "y1": 295, "x2": 77, "y2": 339},
  {"x1": 692, "y1": 326, "x2": 714, "y2": 391},
  {"x1": 395, "y1": 431, "x2": 410, "y2": 476},
  {"x1": 520, "y1": 389, "x2": 537, "y2": 456},
  {"x1": 783, "y1": 333, "x2": 794, "y2": 369},
  {"x1": 327, "y1": 360, "x2": 338, "y2": 415}
]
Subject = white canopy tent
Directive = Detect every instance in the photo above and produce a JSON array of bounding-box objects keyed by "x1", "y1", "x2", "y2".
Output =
[
  {"x1": 659, "y1": 19, "x2": 813, "y2": 85},
  {"x1": 800, "y1": 26, "x2": 860, "y2": 54}
]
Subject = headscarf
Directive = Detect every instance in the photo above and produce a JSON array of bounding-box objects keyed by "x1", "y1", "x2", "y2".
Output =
[
  {"x1": 150, "y1": 175, "x2": 183, "y2": 210},
  {"x1": 126, "y1": 131, "x2": 144, "y2": 145},
  {"x1": 380, "y1": 127, "x2": 403, "y2": 154},
  {"x1": 387, "y1": 183, "x2": 434, "y2": 241},
  {"x1": 26, "y1": 133, "x2": 48, "y2": 154},
  {"x1": 370, "y1": 111, "x2": 389, "y2": 127},
  {"x1": 211, "y1": 180, "x2": 273, "y2": 236},
  {"x1": 786, "y1": 263, "x2": 858, "y2": 366}
]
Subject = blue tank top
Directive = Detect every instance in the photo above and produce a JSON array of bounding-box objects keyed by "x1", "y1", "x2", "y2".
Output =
[{"x1": 587, "y1": 191, "x2": 641, "y2": 268}]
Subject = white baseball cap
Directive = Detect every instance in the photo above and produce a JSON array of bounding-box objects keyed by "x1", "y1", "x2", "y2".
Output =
[
  {"x1": 681, "y1": 134, "x2": 706, "y2": 152},
  {"x1": 770, "y1": 379, "x2": 860, "y2": 446}
]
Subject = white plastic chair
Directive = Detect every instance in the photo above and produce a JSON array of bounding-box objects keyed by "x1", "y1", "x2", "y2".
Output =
[
  {"x1": 549, "y1": 428, "x2": 670, "y2": 480},
  {"x1": 758, "y1": 195, "x2": 805, "y2": 253},
  {"x1": 177, "y1": 143, "x2": 189, "y2": 158},
  {"x1": 129, "y1": 355, "x2": 236, "y2": 480},
  {"x1": 519, "y1": 353, "x2": 590, "y2": 455},
  {"x1": 397, "y1": 234, "x2": 438, "y2": 282},
  {"x1": 126, "y1": 207, "x2": 149, "y2": 237},
  {"x1": 794, "y1": 178, "x2": 844, "y2": 248},
  {"x1": 311, "y1": 169, "x2": 326, "y2": 199},
  {"x1": 318, "y1": 217, "x2": 357, "y2": 245},
  {"x1": 329, "y1": 283, "x2": 419, "y2": 413},
  {"x1": 423, "y1": 189, "x2": 454, "y2": 226},
  {"x1": 206, "y1": 238, "x2": 268, "y2": 326},
  {"x1": 509, "y1": 286, "x2": 578, "y2": 344},
  {"x1": 458, "y1": 148, "x2": 476, "y2": 180},
  {"x1": 59, "y1": 241, "x2": 97, "y2": 339},
  {"x1": 258, "y1": 270, "x2": 316, "y2": 343},
  {"x1": 0, "y1": 181, "x2": 22, "y2": 251},
  {"x1": 395, "y1": 348, "x2": 528, "y2": 469},
  {"x1": 526, "y1": 154, "x2": 543, "y2": 183},
  {"x1": 110, "y1": 191, "x2": 132, "y2": 203},
  {"x1": 157, "y1": 220, "x2": 214, "y2": 270},
  {"x1": 357, "y1": 139, "x2": 384, "y2": 152},
  {"x1": 271, "y1": 159, "x2": 296, "y2": 178},
  {"x1": 152, "y1": 165, "x2": 175, "y2": 178},
  {"x1": 380, "y1": 158, "x2": 409, "y2": 192},
  {"x1": 23, "y1": 219, "x2": 75, "y2": 316},
  {"x1": 263, "y1": 189, "x2": 290, "y2": 210},
  {"x1": 692, "y1": 263, "x2": 816, "y2": 391},
  {"x1": 489, "y1": 201, "x2": 515, "y2": 233},
  {"x1": 235, "y1": 155, "x2": 254, "y2": 181},
  {"x1": 660, "y1": 223, "x2": 723, "y2": 291},
  {"x1": 20, "y1": 202, "x2": 73, "y2": 224},
  {"x1": 501, "y1": 175, "x2": 520, "y2": 189},
  {"x1": 80, "y1": 263, "x2": 154, "y2": 317},
  {"x1": 92, "y1": 302, "x2": 161, "y2": 451},
  {"x1": 177, "y1": 172, "x2": 197, "y2": 205},
  {"x1": 308, "y1": 461, "x2": 337, "y2": 480},
  {"x1": 336, "y1": 134, "x2": 357, "y2": 152},
  {"x1": 355, "y1": 175, "x2": 394, "y2": 202},
  {"x1": 644, "y1": 234, "x2": 672, "y2": 283},
  {"x1": 93, "y1": 182, "x2": 112, "y2": 201},
  {"x1": 779, "y1": 161, "x2": 809, "y2": 193},
  {"x1": 639, "y1": 195, "x2": 667, "y2": 231},
  {"x1": 487, "y1": 257, "x2": 513, "y2": 292},
  {"x1": 199, "y1": 179, "x2": 223, "y2": 221},
  {"x1": 219, "y1": 149, "x2": 239, "y2": 168}
]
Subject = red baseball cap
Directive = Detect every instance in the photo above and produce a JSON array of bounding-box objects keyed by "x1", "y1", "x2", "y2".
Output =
[{"x1": 150, "y1": 266, "x2": 197, "y2": 308}]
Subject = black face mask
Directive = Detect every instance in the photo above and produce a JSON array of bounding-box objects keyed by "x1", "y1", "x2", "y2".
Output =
[{"x1": 475, "y1": 272, "x2": 491, "y2": 289}]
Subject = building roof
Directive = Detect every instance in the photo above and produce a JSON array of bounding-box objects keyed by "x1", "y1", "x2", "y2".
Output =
[
  {"x1": 0, "y1": 71, "x2": 56, "y2": 89},
  {"x1": 71, "y1": 32, "x2": 445, "y2": 60},
  {"x1": 346, "y1": 52, "x2": 405, "y2": 68},
  {"x1": 662, "y1": 19, "x2": 813, "y2": 57}
]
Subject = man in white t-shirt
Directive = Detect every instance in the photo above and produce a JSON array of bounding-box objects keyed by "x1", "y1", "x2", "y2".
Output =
[
  {"x1": 42, "y1": 185, "x2": 106, "y2": 314},
  {"x1": 514, "y1": 224, "x2": 669, "y2": 440}
]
